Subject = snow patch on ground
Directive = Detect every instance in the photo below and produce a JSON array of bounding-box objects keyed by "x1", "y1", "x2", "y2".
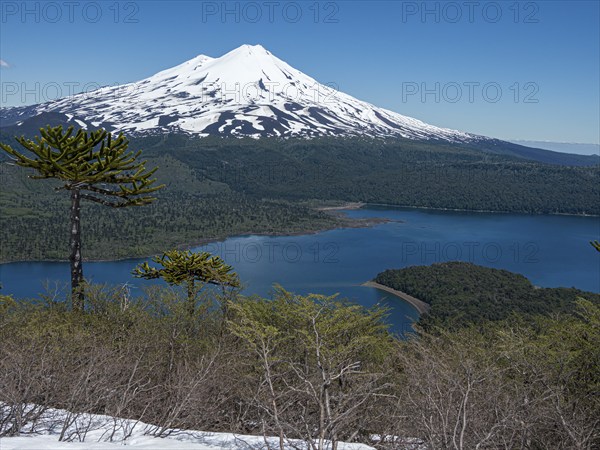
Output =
[{"x1": 0, "y1": 406, "x2": 375, "y2": 450}]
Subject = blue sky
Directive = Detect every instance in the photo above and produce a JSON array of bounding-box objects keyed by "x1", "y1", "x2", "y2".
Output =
[{"x1": 1, "y1": 1, "x2": 599, "y2": 143}]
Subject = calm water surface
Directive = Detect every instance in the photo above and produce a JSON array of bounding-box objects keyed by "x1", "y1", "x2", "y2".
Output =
[{"x1": 2, "y1": 206, "x2": 599, "y2": 334}]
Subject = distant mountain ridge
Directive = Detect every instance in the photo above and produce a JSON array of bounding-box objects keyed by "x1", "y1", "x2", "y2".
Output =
[
  {"x1": 1, "y1": 44, "x2": 598, "y2": 166},
  {"x1": 508, "y1": 140, "x2": 600, "y2": 157}
]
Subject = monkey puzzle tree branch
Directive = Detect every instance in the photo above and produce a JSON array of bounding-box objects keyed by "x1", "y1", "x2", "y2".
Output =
[
  {"x1": 79, "y1": 193, "x2": 155, "y2": 208},
  {"x1": 133, "y1": 250, "x2": 240, "y2": 314},
  {"x1": 2, "y1": 126, "x2": 165, "y2": 193}
]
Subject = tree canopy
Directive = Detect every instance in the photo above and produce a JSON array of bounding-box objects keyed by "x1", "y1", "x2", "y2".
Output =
[{"x1": 133, "y1": 249, "x2": 240, "y2": 314}]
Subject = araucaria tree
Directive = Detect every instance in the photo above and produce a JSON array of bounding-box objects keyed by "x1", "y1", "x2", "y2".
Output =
[
  {"x1": 133, "y1": 249, "x2": 240, "y2": 315},
  {"x1": 0, "y1": 125, "x2": 164, "y2": 310}
]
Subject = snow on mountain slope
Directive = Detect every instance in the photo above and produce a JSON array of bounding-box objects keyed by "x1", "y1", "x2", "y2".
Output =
[{"x1": 1, "y1": 45, "x2": 478, "y2": 142}]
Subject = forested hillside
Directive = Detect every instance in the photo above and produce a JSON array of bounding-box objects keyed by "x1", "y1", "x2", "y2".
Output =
[
  {"x1": 141, "y1": 136, "x2": 600, "y2": 215},
  {"x1": 0, "y1": 154, "x2": 343, "y2": 262},
  {"x1": 1, "y1": 134, "x2": 598, "y2": 261},
  {"x1": 374, "y1": 262, "x2": 600, "y2": 329}
]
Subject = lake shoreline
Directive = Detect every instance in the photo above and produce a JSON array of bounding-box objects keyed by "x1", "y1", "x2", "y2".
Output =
[
  {"x1": 362, "y1": 281, "x2": 431, "y2": 315},
  {"x1": 2, "y1": 206, "x2": 598, "y2": 300},
  {"x1": 2, "y1": 202, "x2": 597, "y2": 264},
  {"x1": 365, "y1": 202, "x2": 599, "y2": 217},
  {"x1": 0, "y1": 207, "x2": 390, "y2": 264},
  {"x1": 315, "y1": 202, "x2": 366, "y2": 211}
]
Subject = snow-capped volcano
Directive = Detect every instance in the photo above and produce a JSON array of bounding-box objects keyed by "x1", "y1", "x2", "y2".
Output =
[{"x1": 3, "y1": 44, "x2": 477, "y2": 141}]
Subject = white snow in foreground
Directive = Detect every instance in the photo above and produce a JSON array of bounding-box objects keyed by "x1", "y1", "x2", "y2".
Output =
[{"x1": 0, "y1": 406, "x2": 375, "y2": 450}]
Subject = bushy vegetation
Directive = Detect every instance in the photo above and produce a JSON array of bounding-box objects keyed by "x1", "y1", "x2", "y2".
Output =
[
  {"x1": 374, "y1": 262, "x2": 600, "y2": 330},
  {"x1": 0, "y1": 286, "x2": 395, "y2": 448},
  {"x1": 1, "y1": 285, "x2": 599, "y2": 449},
  {"x1": 394, "y1": 302, "x2": 600, "y2": 449}
]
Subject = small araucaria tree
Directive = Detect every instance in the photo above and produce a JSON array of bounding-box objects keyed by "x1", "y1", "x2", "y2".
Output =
[
  {"x1": 133, "y1": 249, "x2": 240, "y2": 315},
  {"x1": 0, "y1": 125, "x2": 164, "y2": 311}
]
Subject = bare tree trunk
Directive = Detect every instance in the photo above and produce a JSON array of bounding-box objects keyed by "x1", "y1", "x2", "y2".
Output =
[
  {"x1": 187, "y1": 278, "x2": 195, "y2": 316},
  {"x1": 69, "y1": 188, "x2": 84, "y2": 311},
  {"x1": 260, "y1": 343, "x2": 285, "y2": 450}
]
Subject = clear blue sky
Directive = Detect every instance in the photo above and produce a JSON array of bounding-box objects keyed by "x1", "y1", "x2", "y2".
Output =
[{"x1": 1, "y1": 1, "x2": 599, "y2": 143}]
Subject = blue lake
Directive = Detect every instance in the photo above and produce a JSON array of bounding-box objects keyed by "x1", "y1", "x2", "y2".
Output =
[{"x1": 2, "y1": 206, "x2": 599, "y2": 334}]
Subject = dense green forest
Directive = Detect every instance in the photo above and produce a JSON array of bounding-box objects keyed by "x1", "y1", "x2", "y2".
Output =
[
  {"x1": 0, "y1": 153, "x2": 345, "y2": 262},
  {"x1": 374, "y1": 261, "x2": 600, "y2": 330},
  {"x1": 140, "y1": 135, "x2": 599, "y2": 215},
  {"x1": 1, "y1": 134, "x2": 598, "y2": 261}
]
